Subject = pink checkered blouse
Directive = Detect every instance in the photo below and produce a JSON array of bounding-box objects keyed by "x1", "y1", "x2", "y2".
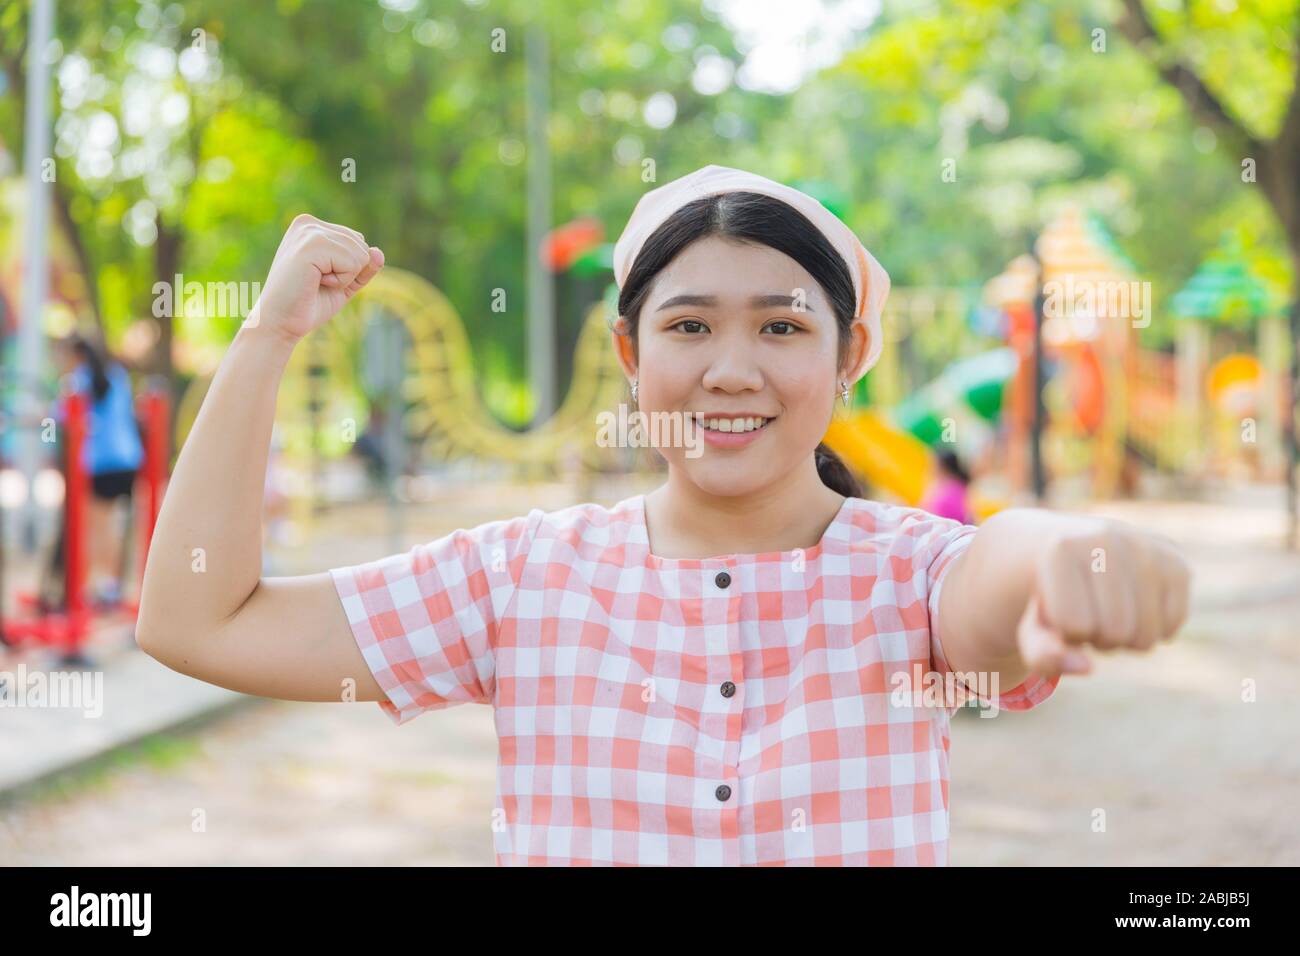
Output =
[{"x1": 329, "y1": 493, "x2": 1059, "y2": 865}]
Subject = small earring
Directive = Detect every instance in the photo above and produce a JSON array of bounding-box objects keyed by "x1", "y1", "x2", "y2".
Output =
[
  {"x1": 839, "y1": 380, "x2": 851, "y2": 407},
  {"x1": 630, "y1": 377, "x2": 638, "y2": 403}
]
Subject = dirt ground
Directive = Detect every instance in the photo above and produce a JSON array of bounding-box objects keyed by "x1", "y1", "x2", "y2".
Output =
[{"x1": 3, "y1": 483, "x2": 1298, "y2": 866}]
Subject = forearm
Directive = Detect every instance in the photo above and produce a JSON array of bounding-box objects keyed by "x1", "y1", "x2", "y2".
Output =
[
  {"x1": 940, "y1": 507, "x2": 1082, "y2": 683},
  {"x1": 136, "y1": 310, "x2": 296, "y2": 653}
]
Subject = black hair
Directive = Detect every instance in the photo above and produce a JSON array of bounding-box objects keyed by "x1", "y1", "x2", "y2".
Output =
[
  {"x1": 615, "y1": 190, "x2": 864, "y2": 498},
  {"x1": 68, "y1": 333, "x2": 110, "y2": 402}
]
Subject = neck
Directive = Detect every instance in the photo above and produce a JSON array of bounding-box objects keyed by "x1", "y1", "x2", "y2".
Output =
[{"x1": 645, "y1": 459, "x2": 846, "y2": 559}]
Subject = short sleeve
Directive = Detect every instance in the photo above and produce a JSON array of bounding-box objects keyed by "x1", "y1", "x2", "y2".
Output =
[
  {"x1": 910, "y1": 508, "x2": 1061, "y2": 716},
  {"x1": 330, "y1": 508, "x2": 543, "y2": 725}
]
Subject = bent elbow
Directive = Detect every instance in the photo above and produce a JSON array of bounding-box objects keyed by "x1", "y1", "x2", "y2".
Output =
[
  {"x1": 132, "y1": 613, "x2": 167, "y2": 662},
  {"x1": 133, "y1": 599, "x2": 188, "y2": 665}
]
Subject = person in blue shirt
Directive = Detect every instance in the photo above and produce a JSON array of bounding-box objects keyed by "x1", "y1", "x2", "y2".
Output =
[{"x1": 53, "y1": 332, "x2": 144, "y2": 607}]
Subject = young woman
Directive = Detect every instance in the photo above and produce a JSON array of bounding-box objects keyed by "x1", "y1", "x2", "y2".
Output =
[
  {"x1": 54, "y1": 332, "x2": 144, "y2": 606},
  {"x1": 137, "y1": 166, "x2": 1191, "y2": 866}
]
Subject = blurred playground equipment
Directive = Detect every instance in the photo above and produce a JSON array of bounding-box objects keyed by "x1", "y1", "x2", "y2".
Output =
[
  {"x1": 2, "y1": 178, "x2": 173, "y2": 660},
  {"x1": 0, "y1": 382, "x2": 169, "y2": 662},
  {"x1": 822, "y1": 207, "x2": 1293, "y2": 518},
  {"x1": 824, "y1": 410, "x2": 932, "y2": 507},
  {"x1": 990, "y1": 204, "x2": 1142, "y2": 500},
  {"x1": 823, "y1": 344, "x2": 1018, "y2": 518},
  {"x1": 173, "y1": 263, "x2": 630, "y2": 531},
  {"x1": 1169, "y1": 233, "x2": 1290, "y2": 482}
]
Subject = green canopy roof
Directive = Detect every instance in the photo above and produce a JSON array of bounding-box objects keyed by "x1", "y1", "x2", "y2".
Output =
[{"x1": 1170, "y1": 234, "x2": 1276, "y2": 324}]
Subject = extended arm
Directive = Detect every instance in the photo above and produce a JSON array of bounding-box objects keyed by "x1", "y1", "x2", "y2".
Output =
[{"x1": 937, "y1": 507, "x2": 1192, "y2": 685}]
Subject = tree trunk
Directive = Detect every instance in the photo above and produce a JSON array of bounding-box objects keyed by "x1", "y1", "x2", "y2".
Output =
[{"x1": 52, "y1": 176, "x2": 103, "y2": 333}]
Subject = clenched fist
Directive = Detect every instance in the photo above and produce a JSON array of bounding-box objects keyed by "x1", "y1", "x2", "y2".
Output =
[
  {"x1": 1016, "y1": 518, "x2": 1192, "y2": 679},
  {"x1": 250, "y1": 213, "x2": 384, "y2": 343}
]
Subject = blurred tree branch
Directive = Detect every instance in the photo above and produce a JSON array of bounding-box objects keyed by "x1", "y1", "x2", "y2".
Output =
[
  {"x1": 1, "y1": 46, "x2": 103, "y2": 333},
  {"x1": 1118, "y1": 0, "x2": 1267, "y2": 155},
  {"x1": 1118, "y1": 0, "x2": 1293, "y2": 234}
]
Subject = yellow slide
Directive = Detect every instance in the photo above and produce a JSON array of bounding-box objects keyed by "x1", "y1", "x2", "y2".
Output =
[{"x1": 823, "y1": 411, "x2": 933, "y2": 506}]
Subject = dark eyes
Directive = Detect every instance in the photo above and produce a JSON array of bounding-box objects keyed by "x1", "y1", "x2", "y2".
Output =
[{"x1": 669, "y1": 319, "x2": 800, "y2": 335}]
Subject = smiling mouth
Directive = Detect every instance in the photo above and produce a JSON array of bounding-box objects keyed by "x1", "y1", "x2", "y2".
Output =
[{"x1": 693, "y1": 414, "x2": 775, "y2": 433}]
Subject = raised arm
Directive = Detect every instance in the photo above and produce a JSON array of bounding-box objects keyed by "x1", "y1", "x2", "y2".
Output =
[
  {"x1": 937, "y1": 507, "x2": 1192, "y2": 686},
  {"x1": 135, "y1": 214, "x2": 387, "y2": 703}
]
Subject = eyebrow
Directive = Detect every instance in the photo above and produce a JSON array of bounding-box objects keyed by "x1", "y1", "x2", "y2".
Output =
[{"x1": 654, "y1": 293, "x2": 812, "y2": 312}]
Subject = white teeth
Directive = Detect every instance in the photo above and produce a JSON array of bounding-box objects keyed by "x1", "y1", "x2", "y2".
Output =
[{"x1": 699, "y1": 416, "x2": 770, "y2": 433}]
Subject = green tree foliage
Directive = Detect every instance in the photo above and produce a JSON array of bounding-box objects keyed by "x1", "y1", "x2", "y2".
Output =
[{"x1": 2, "y1": 0, "x2": 1295, "y2": 395}]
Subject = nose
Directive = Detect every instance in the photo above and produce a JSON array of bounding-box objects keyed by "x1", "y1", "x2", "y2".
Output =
[{"x1": 700, "y1": 345, "x2": 764, "y2": 394}]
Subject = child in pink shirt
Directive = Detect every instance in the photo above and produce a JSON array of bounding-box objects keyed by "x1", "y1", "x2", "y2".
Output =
[{"x1": 922, "y1": 450, "x2": 975, "y2": 525}]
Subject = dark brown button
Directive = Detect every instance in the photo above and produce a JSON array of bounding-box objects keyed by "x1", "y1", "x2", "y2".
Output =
[
  {"x1": 715, "y1": 784, "x2": 732, "y2": 802},
  {"x1": 720, "y1": 681, "x2": 736, "y2": 698},
  {"x1": 715, "y1": 571, "x2": 731, "y2": 589}
]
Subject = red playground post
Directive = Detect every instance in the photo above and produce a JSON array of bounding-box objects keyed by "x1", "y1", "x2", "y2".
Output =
[
  {"x1": 3, "y1": 392, "x2": 91, "y2": 657},
  {"x1": 60, "y1": 390, "x2": 89, "y2": 655},
  {"x1": 127, "y1": 386, "x2": 170, "y2": 614}
]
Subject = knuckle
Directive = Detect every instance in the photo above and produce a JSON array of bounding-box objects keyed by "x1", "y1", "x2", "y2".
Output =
[{"x1": 1099, "y1": 614, "x2": 1128, "y2": 646}]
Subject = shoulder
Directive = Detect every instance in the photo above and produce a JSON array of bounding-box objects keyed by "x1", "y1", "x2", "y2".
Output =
[
  {"x1": 842, "y1": 495, "x2": 966, "y2": 536},
  {"x1": 529, "y1": 496, "x2": 639, "y2": 546},
  {"x1": 443, "y1": 497, "x2": 636, "y2": 555},
  {"x1": 840, "y1": 496, "x2": 977, "y2": 559}
]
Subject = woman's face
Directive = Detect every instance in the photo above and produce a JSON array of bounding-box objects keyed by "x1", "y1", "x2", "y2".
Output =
[{"x1": 616, "y1": 235, "x2": 868, "y2": 497}]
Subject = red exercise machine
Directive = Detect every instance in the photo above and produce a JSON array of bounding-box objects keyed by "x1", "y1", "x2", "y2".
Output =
[{"x1": 0, "y1": 386, "x2": 169, "y2": 661}]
